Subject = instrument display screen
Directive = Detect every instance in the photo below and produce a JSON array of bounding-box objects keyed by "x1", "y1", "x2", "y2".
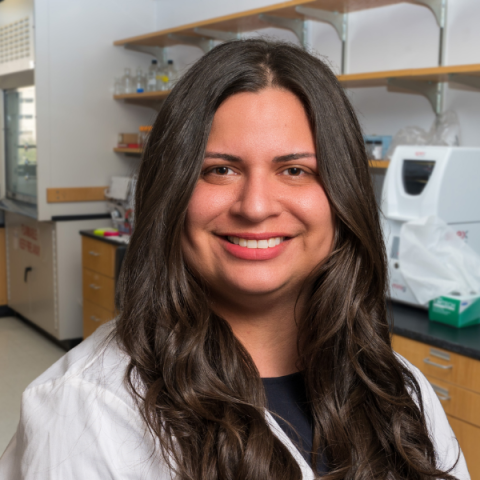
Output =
[{"x1": 402, "y1": 160, "x2": 435, "y2": 195}]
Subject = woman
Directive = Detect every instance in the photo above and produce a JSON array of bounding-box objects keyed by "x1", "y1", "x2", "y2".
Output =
[{"x1": 0, "y1": 39, "x2": 469, "y2": 479}]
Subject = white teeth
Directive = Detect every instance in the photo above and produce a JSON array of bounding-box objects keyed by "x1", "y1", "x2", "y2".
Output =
[{"x1": 227, "y1": 236, "x2": 285, "y2": 249}]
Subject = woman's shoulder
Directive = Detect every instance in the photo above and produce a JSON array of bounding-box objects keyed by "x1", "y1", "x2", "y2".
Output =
[
  {"x1": 25, "y1": 320, "x2": 131, "y2": 405},
  {"x1": 0, "y1": 322, "x2": 171, "y2": 479},
  {"x1": 395, "y1": 352, "x2": 470, "y2": 479}
]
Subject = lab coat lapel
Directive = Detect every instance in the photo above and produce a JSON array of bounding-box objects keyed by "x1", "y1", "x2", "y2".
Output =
[{"x1": 265, "y1": 410, "x2": 315, "y2": 480}]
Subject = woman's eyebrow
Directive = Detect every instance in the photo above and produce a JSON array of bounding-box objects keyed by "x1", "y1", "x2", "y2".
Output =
[
  {"x1": 273, "y1": 153, "x2": 316, "y2": 163},
  {"x1": 204, "y1": 152, "x2": 316, "y2": 163},
  {"x1": 204, "y1": 152, "x2": 241, "y2": 162}
]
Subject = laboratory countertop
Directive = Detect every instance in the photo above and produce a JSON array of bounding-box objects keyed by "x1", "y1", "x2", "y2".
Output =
[
  {"x1": 391, "y1": 302, "x2": 480, "y2": 361},
  {"x1": 80, "y1": 230, "x2": 130, "y2": 247},
  {"x1": 78, "y1": 230, "x2": 480, "y2": 361}
]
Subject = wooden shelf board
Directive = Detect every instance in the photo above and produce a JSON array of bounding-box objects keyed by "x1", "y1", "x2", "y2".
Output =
[
  {"x1": 114, "y1": 91, "x2": 170, "y2": 100},
  {"x1": 114, "y1": 0, "x2": 408, "y2": 48},
  {"x1": 113, "y1": 148, "x2": 387, "y2": 167},
  {"x1": 113, "y1": 64, "x2": 480, "y2": 108},
  {"x1": 114, "y1": 91, "x2": 170, "y2": 106},
  {"x1": 368, "y1": 160, "x2": 389, "y2": 169},
  {"x1": 338, "y1": 64, "x2": 480, "y2": 88},
  {"x1": 114, "y1": 147, "x2": 143, "y2": 154}
]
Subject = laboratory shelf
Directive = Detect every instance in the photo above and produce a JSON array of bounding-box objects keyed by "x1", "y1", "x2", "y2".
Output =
[
  {"x1": 113, "y1": 147, "x2": 143, "y2": 155},
  {"x1": 368, "y1": 160, "x2": 389, "y2": 169},
  {"x1": 112, "y1": 145, "x2": 388, "y2": 168},
  {"x1": 338, "y1": 64, "x2": 480, "y2": 88},
  {"x1": 113, "y1": 65, "x2": 480, "y2": 110},
  {"x1": 114, "y1": 91, "x2": 170, "y2": 106},
  {"x1": 113, "y1": 0, "x2": 409, "y2": 48}
]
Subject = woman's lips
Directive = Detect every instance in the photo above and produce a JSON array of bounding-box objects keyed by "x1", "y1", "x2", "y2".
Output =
[{"x1": 218, "y1": 235, "x2": 291, "y2": 260}]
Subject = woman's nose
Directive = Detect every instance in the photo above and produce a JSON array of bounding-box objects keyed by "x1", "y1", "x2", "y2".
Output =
[{"x1": 230, "y1": 174, "x2": 282, "y2": 223}]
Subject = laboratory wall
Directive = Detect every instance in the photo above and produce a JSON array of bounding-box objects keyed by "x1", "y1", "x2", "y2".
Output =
[
  {"x1": 154, "y1": 0, "x2": 480, "y2": 148},
  {"x1": 33, "y1": 0, "x2": 158, "y2": 220}
]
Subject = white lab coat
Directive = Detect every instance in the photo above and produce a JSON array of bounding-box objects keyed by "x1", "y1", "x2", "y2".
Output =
[{"x1": 0, "y1": 322, "x2": 470, "y2": 479}]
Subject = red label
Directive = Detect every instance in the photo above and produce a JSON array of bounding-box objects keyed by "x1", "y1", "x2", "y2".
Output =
[
  {"x1": 21, "y1": 224, "x2": 38, "y2": 241},
  {"x1": 19, "y1": 237, "x2": 40, "y2": 256},
  {"x1": 392, "y1": 283, "x2": 407, "y2": 293}
]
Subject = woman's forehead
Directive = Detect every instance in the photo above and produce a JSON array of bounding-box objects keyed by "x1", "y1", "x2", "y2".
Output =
[{"x1": 207, "y1": 89, "x2": 315, "y2": 156}]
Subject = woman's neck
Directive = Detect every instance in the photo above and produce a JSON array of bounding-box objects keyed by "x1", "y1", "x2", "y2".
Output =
[{"x1": 212, "y1": 292, "x2": 301, "y2": 378}]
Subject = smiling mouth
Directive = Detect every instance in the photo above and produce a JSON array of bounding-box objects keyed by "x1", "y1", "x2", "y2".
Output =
[{"x1": 225, "y1": 236, "x2": 287, "y2": 249}]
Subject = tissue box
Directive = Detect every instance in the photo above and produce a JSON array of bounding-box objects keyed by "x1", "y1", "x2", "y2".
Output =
[{"x1": 429, "y1": 294, "x2": 480, "y2": 328}]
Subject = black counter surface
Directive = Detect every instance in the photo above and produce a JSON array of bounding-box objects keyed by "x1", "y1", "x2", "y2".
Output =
[
  {"x1": 79, "y1": 229, "x2": 480, "y2": 361},
  {"x1": 391, "y1": 302, "x2": 480, "y2": 361},
  {"x1": 80, "y1": 230, "x2": 129, "y2": 247}
]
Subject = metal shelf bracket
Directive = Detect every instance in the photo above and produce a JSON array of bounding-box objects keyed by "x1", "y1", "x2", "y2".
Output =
[
  {"x1": 258, "y1": 14, "x2": 306, "y2": 46},
  {"x1": 167, "y1": 33, "x2": 214, "y2": 53},
  {"x1": 193, "y1": 27, "x2": 239, "y2": 42},
  {"x1": 448, "y1": 73, "x2": 480, "y2": 90},
  {"x1": 295, "y1": 6, "x2": 348, "y2": 73},
  {"x1": 387, "y1": 78, "x2": 444, "y2": 115},
  {"x1": 295, "y1": 7, "x2": 346, "y2": 41},
  {"x1": 414, "y1": 0, "x2": 446, "y2": 28},
  {"x1": 415, "y1": 0, "x2": 447, "y2": 65},
  {"x1": 123, "y1": 44, "x2": 167, "y2": 66}
]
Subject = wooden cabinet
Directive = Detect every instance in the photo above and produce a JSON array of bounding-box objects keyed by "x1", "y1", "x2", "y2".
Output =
[
  {"x1": 0, "y1": 228, "x2": 7, "y2": 306},
  {"x1": 393, "y1": 334, "x2": 480, "y2": 478},
  {"x1": 81, "y1": 235, "x2": 124, "y2": 338}
]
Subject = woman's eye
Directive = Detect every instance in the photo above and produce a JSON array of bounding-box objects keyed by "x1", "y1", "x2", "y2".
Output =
[
  {"x1": 283, "y1": 167, "x2": 304, "y2": 176},
  {"x1": 215, "y1": 167, "x2": 231, "y2": 175},
  {"x1": 204, "y1": 166, "x2": 235, "y2": 176}
]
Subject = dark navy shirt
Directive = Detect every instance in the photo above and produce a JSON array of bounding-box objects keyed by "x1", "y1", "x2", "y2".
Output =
[{"x1": 262, "y1": 372, "x2": 327, "y2": 474}]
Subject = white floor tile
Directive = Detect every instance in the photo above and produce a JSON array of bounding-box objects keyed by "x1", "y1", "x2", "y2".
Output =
[{"x1": 0, "y1": 316, "x2": 65, "y2": 456}]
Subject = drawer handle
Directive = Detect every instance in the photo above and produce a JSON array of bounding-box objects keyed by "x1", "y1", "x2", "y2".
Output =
[
  {"x1": 90, "y1": 315, "x2": 101, "y2": 323},
  {"x1": 88, "y1": 250, "x2": 100, "y2": 257},
  {"x1": 89, "y1": 283, "x2": 101, "y2": 290},
  {"x1": 424, "y1": 357, "x2": 453, "y2": 370},
  {"x1": 429, "y1": 382, "x2": 451, "y2": 401}
]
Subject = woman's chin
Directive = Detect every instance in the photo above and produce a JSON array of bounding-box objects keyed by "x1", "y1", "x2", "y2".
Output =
[{"x1": 213, "y1": 276, "x2": 291, "y2": 300}]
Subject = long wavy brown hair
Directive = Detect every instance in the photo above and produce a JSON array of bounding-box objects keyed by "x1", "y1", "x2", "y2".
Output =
[{"x1": 116, "y1": 39, "x2": 458, "y2": 479}]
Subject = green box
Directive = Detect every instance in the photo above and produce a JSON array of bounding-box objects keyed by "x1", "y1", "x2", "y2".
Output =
[{"x1": 429, "y1": 294, "x2": 480, "y2": 328}]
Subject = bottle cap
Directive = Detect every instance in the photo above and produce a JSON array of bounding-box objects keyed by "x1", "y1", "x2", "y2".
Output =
[{"x1": 168, "y1": 59, "x2": 173, "y2": 65}]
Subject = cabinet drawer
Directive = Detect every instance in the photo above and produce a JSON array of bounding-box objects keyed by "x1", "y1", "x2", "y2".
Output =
[
  {"x1": 392, "y1": 335, "x2": 480, "y2": 394},
  {"x1": 447, "y1": 415, "x2": 480, "y2": 479},
  {"x1": 83, "y1": 300, "x2": 115, "y2": 339},
  {"x1": 82, "y1": 236, "x2": 116, "y2": 278},
  {"x1": 83, "y1": 268, "x2": 115, "y2": 312},
  {"x1": 426, "y1": 375, "x2": 480, "y2": 428}
]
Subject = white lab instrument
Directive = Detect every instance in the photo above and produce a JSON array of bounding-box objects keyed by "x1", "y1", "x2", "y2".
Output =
[{"x1": 381, "y1": 146, "x2": 480, "y2": 307}]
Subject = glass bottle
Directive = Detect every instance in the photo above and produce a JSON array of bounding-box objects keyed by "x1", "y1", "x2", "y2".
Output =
[
  {"x1": 146, "y1": 59, "x2": 158, "y2": 92},
  {"x1": 156, "y1": 64, "x2": 169, "y2": 91},
  {"x1": 113, "y1": 76, "x2": 124, "y2": 95},
  {"x1": 166, "y1": 60, "x2": 178, "y2": 89},
  {"x1": 122, "y1": 68, "x2": 134, "y2": 94},
  {"x1": 135, "y1": 67, "x2": 146, "y2": 93}
]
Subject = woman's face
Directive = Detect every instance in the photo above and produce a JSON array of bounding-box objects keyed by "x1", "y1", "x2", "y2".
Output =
[{"x1": 182, "y1": 88, "x2": 334, "y2": 303}]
